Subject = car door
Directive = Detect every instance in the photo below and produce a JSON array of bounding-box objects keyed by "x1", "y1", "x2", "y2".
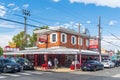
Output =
[
  {"x1": 0, "y1": 60, "x2": 3, "y2": 72},
  {"x1": 96, "y1": 61, "x2": 103, "y2": 69}
]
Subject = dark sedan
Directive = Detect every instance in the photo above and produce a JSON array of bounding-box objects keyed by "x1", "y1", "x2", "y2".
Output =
[
  {"x1": 0, "y1": 58, "x2": 22, "y2": 73},
  {"x1": 10, "y1": 57, "x2": 34, "y2": 70},
  {"x1": 81, "y1": 60, "x2": 104, "y2": 71}
]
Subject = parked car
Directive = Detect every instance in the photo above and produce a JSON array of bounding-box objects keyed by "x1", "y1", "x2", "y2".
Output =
[
  {"x1": 112, "y1": 60, "x2": 119, "y2": 67},
  {"x1": 9, "y1": 57, "x2": 34, "y2": 70},
  {"x1": 101, "y1": 60, "x2": 115, "y2": 68},
  {"x1": 0, "y1": 58, "x2": 22, "y2": 73},
  {"x1": 81, "y1": 60, "x2": 104, "y2": 71},
  {"x1": 0, "y1": 62, "x2": 2, "y2": 73}
]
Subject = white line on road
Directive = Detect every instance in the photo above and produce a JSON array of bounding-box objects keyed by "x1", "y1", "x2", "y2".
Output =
[
  {"x1": 2, "y1": 73, "x2": 20, "y2": 77},
  {"x1": 26, "y1": 71, "x2": 43, "y2": 74},
  {"x1": 112, "y1": 74, "x2": 120, "y2": 78},
  {"x1": 18, "y1": 73, "x2": 31, "y2": 75},
  {"x1": 0, "y1": 76, "x2": 7, "y2": 79}
]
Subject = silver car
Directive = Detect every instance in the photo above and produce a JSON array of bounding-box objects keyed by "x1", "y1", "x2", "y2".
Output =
[{"x1": 101, "y1": 60, "x2": 115, "y2": 68}]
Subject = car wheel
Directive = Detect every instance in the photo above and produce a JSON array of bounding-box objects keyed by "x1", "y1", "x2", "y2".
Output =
[
  {"x1": 3, "y1": 67, "x2": 7, "y2": 73},
  {"x1": 93, "y1": 67, "x2": 96, "y2": 71},
  {"x1": 81, "y1": 69, "x2": 85, "y2": 71},
  {"x1": 102, "y1": 66, "x2": 104, "y2": 70}
]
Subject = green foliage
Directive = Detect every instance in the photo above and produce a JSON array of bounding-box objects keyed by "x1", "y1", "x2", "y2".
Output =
[
  {"x1": 0, "y1": 47, "x2": 3, "y2": 56},
  {"x1": 34, "y1": 26, "x2": 49, "y2": 31},
  {"x1": 12, "y1": 31, "x2": 30, "y2": 50},
  {"x1": 12, "y1": 26, "x2": 49, "y2": 50},
  {"x1": 116, "y1": 50, "x2": 120, "y2": 55}
]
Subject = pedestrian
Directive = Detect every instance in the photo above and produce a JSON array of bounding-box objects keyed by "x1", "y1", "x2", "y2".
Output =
[
  {"x1": 48, "y1": 60, "x2": 52, "y2": 69},
  {"x1": 54, "y1": 58, "x2": 59, "y2": 69}
]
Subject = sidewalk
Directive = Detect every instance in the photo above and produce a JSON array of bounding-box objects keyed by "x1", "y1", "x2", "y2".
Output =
[{"x1": 35, "y1": 67, "x2": 81, "y2": 73}]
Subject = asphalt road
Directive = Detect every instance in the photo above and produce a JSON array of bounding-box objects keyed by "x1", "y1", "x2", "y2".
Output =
[{"x1": 0, "y1": 67, "x2": 120, "y2": 80}]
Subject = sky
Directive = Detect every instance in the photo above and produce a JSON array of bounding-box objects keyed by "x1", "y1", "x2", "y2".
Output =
[{"x1": 0, "y1": 0, "x2": 120, "y2": 51}]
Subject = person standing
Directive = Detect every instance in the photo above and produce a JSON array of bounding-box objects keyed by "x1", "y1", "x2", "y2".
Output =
[
  {"x1": 48, "y1": 60, "x2": 52, "y2": 69},
  {"x1": 54, "y1": 58, "x2": 59, "y2": 69}
]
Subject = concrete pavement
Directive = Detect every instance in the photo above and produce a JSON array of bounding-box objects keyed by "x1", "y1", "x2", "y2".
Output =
[{"x1": 35, "y1": 67, "x2": 81, "y2": 72}]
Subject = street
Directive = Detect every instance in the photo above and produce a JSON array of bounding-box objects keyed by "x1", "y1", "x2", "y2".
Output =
[{"x1": 0, "y1": 67, "x2": 120, "y2": 80}]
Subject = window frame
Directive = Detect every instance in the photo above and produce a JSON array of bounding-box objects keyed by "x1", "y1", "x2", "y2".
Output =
[
  {"x1": 61, "y1": 33, "x2": 67, "y2": 43},
  {"x1": 71, "y1": 35, "x2": 76, "y2": 45},
  {"x1": 78, "y1": 37, "x2": 83, "y2": 46},
  {"x1": 50, "y1": 33, "x2": 57, "y2": 43},
  {"x1": 86, "y1": 39, "x2": 89, "y2": 47}
]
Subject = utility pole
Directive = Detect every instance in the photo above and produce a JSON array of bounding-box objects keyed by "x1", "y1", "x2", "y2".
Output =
[
  {"x1": 98, "y1": 16, "x2": 102, "y2": 62},
  {"x1": 75, "y1": 23, "x2": 81, "y2": 70},
  {"x1": 22, "y1": 9, "x2": 30, "y2": 48},
  {"x1": 78, "y1": 23, "x2": 81, "y2": 65}
]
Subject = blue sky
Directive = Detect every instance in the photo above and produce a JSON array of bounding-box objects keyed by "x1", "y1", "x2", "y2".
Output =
[{"x1": 0, "y1": 0, "x2": 120, "y2": 51}]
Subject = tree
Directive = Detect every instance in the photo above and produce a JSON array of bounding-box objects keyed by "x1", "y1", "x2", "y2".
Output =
[
  {"x1": 29, "y1": 26, "x2": 49, "y2": 46},
  {"x1": 34, "y1": 26, "x2": 49, "y2": 31},
  {"x1": 12, "y1": 31, "x2": 30, "y2": 50},
  {"x1": 11, "y1": 26, "x2": 49, "y2": 50},
  {"x1": 116, "y1": 50, "x2": 120, "y2": 55},
  {"x1": 0, "y1": 47, "x2": 3, "y2": 56}
]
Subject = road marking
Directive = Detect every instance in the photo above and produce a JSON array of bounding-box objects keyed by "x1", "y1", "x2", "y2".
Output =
[
  {"x1": 25, "y1": 71, "x2": 44, "y2": 75},
  {"x1": 112, "y1": 74, "x2": 120, "y2": 78},
  {"x1": 2, "y1": 73, "x2": 20, "y2": 77},
  {"x1": 0, "y1": 76, "x2": 7, "y2": 79},
  {"x1": 18, "y1": 73, "x2": 31, "y2": 75}
]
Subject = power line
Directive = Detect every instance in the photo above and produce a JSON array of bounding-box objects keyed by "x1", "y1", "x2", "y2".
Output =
[
  {"x1": 0, "y1": 17, "x2": 59, "y2": 32},
  {"x1": 110, "y1": 33, "x2": 120, "y2": 40},
  {"x1": 102, "y1": 39, "x2": 120, "y2": 48},
  {"x1": 0, "y1": 17, "x2": 40, "y2": 28}
]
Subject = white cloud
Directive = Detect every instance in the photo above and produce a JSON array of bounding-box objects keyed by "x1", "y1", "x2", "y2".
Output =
[
  {"x1": 0, "y1": 22, "x2": 17, "y2": 28},
  {"x1": 86, "y1": 21, "x2": 91, "y2": 24},
  {"x1": 69, "y1": 0, "x2": 120, "y2": 8},
  {"x1": 108, "y1": 20, "x2": 117, "y2": 26},
  {"x1": 0, "y1": 34, "x2": 12, "y2": 48},
  {"x1": 0, "y1": 5, "x2": 6, "y2": 17},
  {"x1": 23, "y1": 4, "x2": 29, "y2": 9},
  {"x1": 13, "y1": 6, "x2": 20, "y2": 11},
  {"x1": 52, "y1": 0, "x2": 61, "y2": 2},
  {"x1": 102, "y1": 36, "x2": 120, "y2": 50},
  {"x1": 7, "y1": 3, "x2": 15, "y2": 7}
]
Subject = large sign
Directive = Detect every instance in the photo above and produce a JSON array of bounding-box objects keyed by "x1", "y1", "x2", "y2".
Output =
[
  {"x1": 39, "y1": 34, "x2": 47, "y2": 42},
  {"x1": 4, "y1": 46, "x2": 19, "y2": 52},
  {"x1": 89, "y1": 39, "x2": 98, "y2": 49}
]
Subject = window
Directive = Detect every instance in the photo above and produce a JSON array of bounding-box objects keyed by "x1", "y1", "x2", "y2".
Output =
[
  {"x1": 71, "y1": 36, "x2": 76, "y2": 45},
  {"x1": 61, "y1": 33, "x2": 67, "y2": 43},
  {"x1": 50, "y1": 33, "x2": 57, "y2": 43},
  {"x1": 78, "y1": 37, "x2": 83, "y2": 45},
  {"x1": 86, "y1": 39, "x2": 89, "y2": 47}
]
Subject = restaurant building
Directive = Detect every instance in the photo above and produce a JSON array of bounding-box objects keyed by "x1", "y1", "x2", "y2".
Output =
[{"x1": 4, "y1": 27, "x2": 109, "y2": 68}]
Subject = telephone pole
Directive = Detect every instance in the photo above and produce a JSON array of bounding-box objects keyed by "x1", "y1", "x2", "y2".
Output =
[
  {"x1": 98, "y1": 16, "x2": 102, "y2": 62},
  {"x1": 22, "y1": 9, "x2": 30, "y2": 48},
  {"x1": 75, "y1": 23, "x2": 81, "y2": 70}
]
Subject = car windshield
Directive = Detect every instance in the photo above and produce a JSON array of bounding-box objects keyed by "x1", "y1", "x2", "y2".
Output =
[
  {"x1": 85, "y1": 60, "x2": 95, "y2": 63},
  {"x1": 10, "y1": 58, "x2": 18, "y2": 63},
  {"x1": 18, "y1": 58, "x2": 30, "y2": 63},
  {"x1": 4, "y1": 59, "x2": 15, "y2": 63},
  {"x1": 102, "y1": 60, "x2": 109, "y2": 62}
]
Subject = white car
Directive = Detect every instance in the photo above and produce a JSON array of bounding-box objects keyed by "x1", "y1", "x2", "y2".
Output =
[{"x1": 102, "y1": 60, "x2": 115, "y2": 68}]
